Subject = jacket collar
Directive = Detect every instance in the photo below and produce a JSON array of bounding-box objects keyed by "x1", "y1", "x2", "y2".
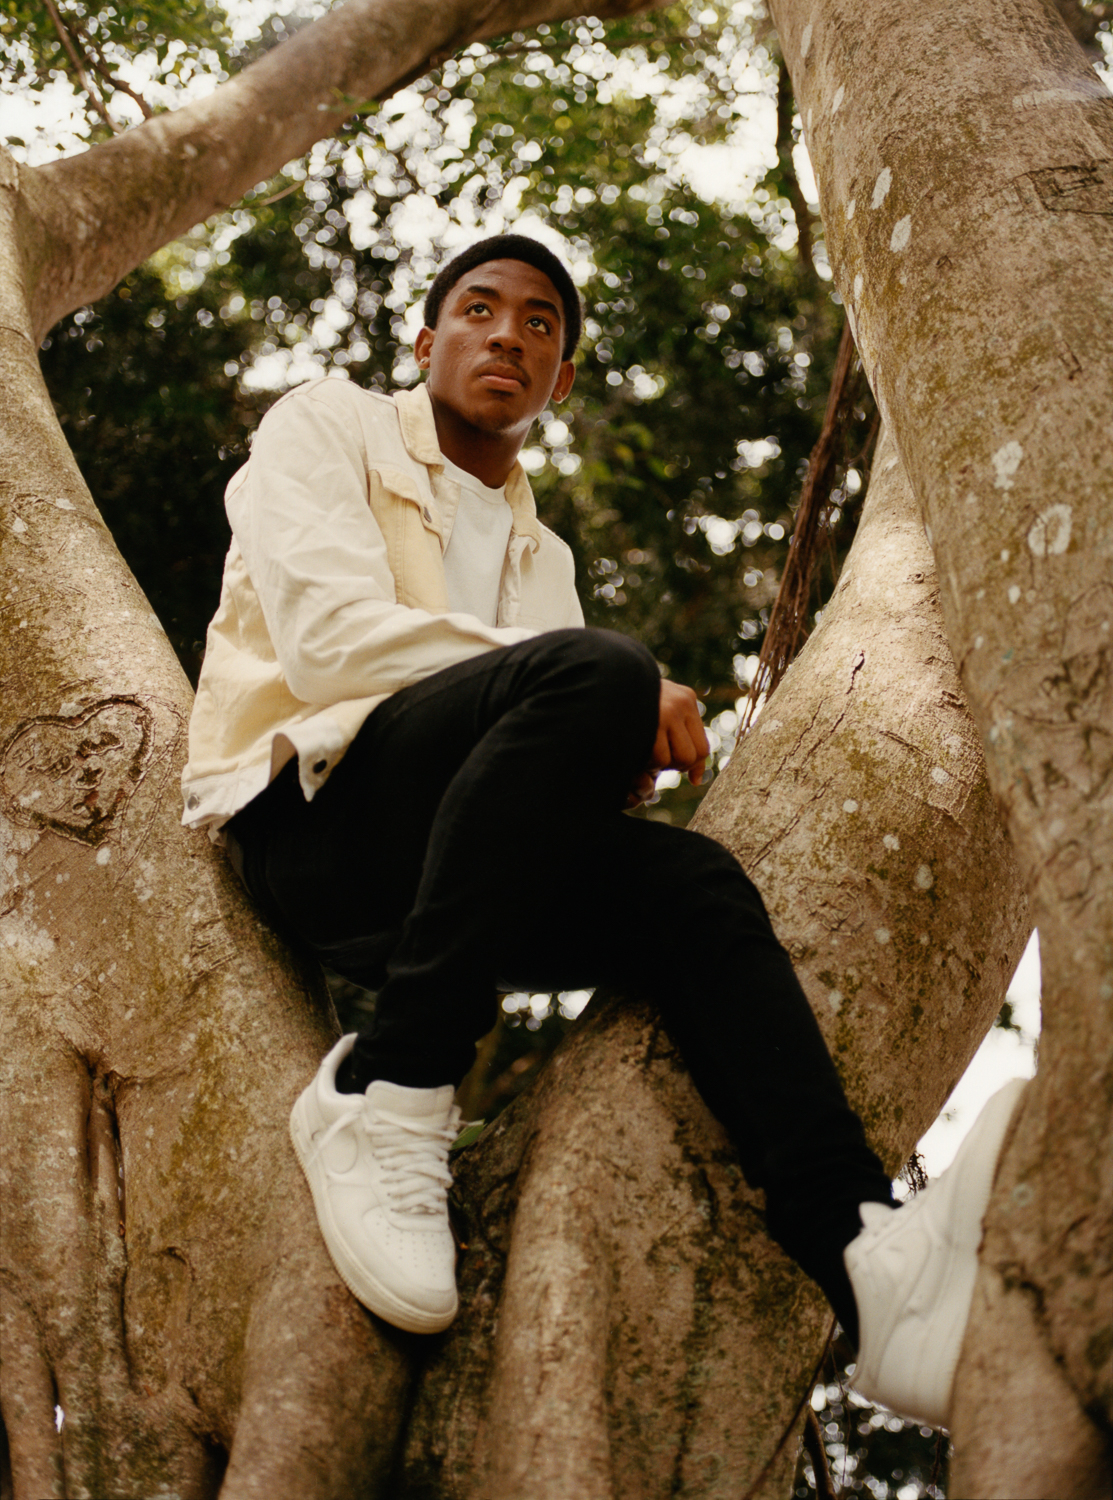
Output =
[{"x1": 394, "y1": 383, "x2": 543, "y2": 550}]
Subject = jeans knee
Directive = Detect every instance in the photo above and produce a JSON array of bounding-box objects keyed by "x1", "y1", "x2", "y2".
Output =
[
  {"x1": 523, "y1": 627, "x2": 660, "y2": 768},
  {"x1": 565, "y1": 627, "x2": 659, "y2": 703},
  {"x1": 670, "y1": 828, "x2": 773, "y2": 925}
]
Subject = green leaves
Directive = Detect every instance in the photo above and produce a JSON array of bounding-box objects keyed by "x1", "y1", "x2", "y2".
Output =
[
  {"x1": 450, "y1": 1120, "x2": 488, "y2": 1153},
  {"x1": 4, "y1": 0, "x2": 232, "y2": 135}
]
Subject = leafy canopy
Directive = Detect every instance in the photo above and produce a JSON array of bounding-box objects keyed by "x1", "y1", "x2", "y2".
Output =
[
  {"x1": 41, "y1": 3, "x2": 872, "y2": 764},
  {"x1": 2, "y1": 0, "x2": 234, "y2": 136}
]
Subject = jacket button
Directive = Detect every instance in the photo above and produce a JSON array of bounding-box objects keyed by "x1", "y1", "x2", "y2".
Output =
[
  {"x1": 312, "y1": 759, "x2": 327, "y2": 774},
  {"x1": 422, "y1": 507, "x2": 432, "y2": 522},
  {"x1": 186, "y1": 794, "x2": 199, "y2": 809}
]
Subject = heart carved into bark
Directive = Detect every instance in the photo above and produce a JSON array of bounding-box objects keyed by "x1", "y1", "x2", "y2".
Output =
[{"x1": 0, "y1": 698, "x2": 154, "y2": 845}]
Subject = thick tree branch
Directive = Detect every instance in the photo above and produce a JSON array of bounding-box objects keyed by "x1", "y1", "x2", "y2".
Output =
[
  {"x1": 769, "y1": 0, "x2": 1113, "y2": 1484},
  {"x1": 22, "y1": 0, "x2": 665, "y2": 341}
]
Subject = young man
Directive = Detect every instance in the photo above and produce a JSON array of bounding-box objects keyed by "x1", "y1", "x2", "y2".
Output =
[{"x1": 182, "y1": 234, "x2": 1022, "y2": 1430}]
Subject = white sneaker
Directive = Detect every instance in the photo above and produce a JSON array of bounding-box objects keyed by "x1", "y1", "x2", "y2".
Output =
[
  {"x1": 289, "y1": 1034, "x2": 461, "y2": 1333},
  {"x1": 845, "y1": 1076, "x2": 1026, "y2": 1428}
]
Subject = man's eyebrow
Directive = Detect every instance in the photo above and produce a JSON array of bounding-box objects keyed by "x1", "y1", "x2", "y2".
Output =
[
  {"x1": 524, "y1": 295, "x2": 562, "y2": 321},
  {"x1": 459, "y1": 282, "x2": 563, "y2": 322}
]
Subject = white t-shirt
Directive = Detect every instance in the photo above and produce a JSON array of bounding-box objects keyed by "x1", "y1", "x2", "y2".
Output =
[{"x1": 439, "y1": 455, "x2": 514, "y2": 627}]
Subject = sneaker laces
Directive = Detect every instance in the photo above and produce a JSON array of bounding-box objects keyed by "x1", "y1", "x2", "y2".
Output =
[{"x1": 360, "y1": 1103, "x2": 462, "y2": 1216}]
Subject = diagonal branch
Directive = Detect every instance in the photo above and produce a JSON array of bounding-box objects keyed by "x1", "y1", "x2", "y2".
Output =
[{"x1": 803, "y1": 1408, "x2": 841, "y2": 1499}]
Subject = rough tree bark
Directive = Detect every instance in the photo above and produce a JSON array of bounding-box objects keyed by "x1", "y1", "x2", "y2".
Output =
[
  {"x1": 770, "y1": 0, "x2": 1113, "y2": 1494},
  {"x1": 0, "y1": 0, "x2": 1089, "y2": 1494}
]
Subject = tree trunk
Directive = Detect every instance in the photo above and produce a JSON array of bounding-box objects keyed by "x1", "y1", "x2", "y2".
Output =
[
  {"x1": 769, "y1": 0, "x2": 1113, "y2": 1492},
  {"x1": 0, "y1": 281, "x2": 415, "y2": 1500},
  {"x1": 1, "y1": 0, "x2": 1080, "y2": 1493}
]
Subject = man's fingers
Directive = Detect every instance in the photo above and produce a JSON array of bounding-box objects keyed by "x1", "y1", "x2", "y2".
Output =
[
  {"x1": 652, "y1": 727, "x2": 701, "y2": 775},
  {"x1": 655, "y1": 679, "x2": 710, "y2": 783},
  {"x1": 661, "y1": 706, "x2": 706, "y2": 770},
  {"x1": 664, "y1": 721, "x2": 701, "y2": 774},
  {"x1": 651, "y1": 727, "x2": 671, "y2": 771}
]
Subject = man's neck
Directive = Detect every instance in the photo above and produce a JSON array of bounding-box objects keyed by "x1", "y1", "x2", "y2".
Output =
[{"x1": 427, "y1": 395, "x2": 524, "y2": 489}]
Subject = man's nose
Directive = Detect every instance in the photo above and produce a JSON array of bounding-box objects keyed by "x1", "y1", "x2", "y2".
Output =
[{"x1": 486, "y1": 317, "x2": 523, "y2": 353}]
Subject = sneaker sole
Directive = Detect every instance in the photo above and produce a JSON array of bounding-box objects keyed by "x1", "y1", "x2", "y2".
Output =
[
  {"x1": 852, "y1": 1076, "x2": 1026, "y2": 1427},
  {"x1": 289, "y1": 1090, "x2": 459, "y2": 1335}
]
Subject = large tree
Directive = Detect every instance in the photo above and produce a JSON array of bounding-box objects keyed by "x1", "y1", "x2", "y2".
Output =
[{"x1": 0, "y1": 6, "x2": 1107, "y2": 1500}]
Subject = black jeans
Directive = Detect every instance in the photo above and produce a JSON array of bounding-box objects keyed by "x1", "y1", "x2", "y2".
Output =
[{"x1": 231, "y1": 629, "x2": 894, "y2": 1327}]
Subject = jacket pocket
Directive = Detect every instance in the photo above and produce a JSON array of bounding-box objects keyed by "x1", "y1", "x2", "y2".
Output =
[{"x1": 366, "y1": 466, "x2": 448, "y2": 615}]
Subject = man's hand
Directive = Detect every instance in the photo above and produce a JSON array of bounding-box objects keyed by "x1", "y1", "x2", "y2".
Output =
[{"x1": 627, "y1": 679, "x2": 709, "y2": 806}]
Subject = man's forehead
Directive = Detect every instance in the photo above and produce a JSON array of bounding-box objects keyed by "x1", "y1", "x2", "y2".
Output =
[{"x1": 449, "y1": 259, "x2": 564, "y2": 318}]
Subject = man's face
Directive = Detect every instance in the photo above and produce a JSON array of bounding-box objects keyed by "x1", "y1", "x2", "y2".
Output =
[{"x1": 415, "y1": 259, "x2": 575, "y2": 441}]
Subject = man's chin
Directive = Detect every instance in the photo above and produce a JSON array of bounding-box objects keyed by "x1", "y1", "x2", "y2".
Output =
[
  {"x1": 430, "y1": 386, "x2": 536, "y2": 441},
  {"x1": 465, "y1": 400, "x2": 532, "y2": 437}
]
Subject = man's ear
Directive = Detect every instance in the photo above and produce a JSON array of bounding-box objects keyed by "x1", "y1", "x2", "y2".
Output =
[
  {"x1": 414, "y1": 325, "x2": 435, "y2": 370},
  {"x1": 550, "y1": 360, "x2": 576, "y2": 403}
]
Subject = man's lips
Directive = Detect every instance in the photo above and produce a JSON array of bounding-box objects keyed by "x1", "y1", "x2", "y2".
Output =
[{"x1": 477, "y1": 364, "x2": 527, "y2": 391}]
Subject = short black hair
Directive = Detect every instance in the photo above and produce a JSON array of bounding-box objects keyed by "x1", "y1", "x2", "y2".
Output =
[{"x1": 423, "y1": 234, "x2": 583, "y2": 360}]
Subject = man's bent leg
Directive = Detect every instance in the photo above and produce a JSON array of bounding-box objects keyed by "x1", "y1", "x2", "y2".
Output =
[
  {"x1": 233, "y1": 627, "x2": 661, "y2": 1085},
  {"x1": 232, "y1": 629, "x2": 660, "y2": 1333},
  {"x1": 484, "y1": 811, "x2": 896, "y2": 1344},
  {"x1": 342, "y1": 628, "x2": 661, "y2": 1087}
]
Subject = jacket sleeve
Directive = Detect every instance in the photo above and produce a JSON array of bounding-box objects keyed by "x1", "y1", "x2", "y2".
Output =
[{"x1": 227, "y1": 383, "x2": 538, "y2": 706}]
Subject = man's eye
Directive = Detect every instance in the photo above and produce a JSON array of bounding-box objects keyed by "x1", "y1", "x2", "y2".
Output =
[
  {"x1": 529, "y1": 316, "x2": 553, "y2": 333},
  {"x1": 465, "y1": 301, "x2": 490, "y2": 315}
]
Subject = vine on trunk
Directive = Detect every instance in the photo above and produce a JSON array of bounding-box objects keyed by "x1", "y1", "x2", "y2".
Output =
[{"x1": 741, "y1": 318, "x2": 876, "y2": 730}]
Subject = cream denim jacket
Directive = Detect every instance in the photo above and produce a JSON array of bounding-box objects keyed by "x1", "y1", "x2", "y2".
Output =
[{"x1": 181, "y1": 379, "x2": 582, "y2": 832}]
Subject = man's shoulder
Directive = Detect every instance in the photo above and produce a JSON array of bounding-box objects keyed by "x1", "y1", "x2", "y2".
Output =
[
  {"x1": 535, "y1": 519, "x2": 574, "y2": 558},
  {"x1": 255, "y1": 380, "x2": 417, "y2": 467},
  {"x1": 272, "y1": 377, "x2": 401, "y2": 423}
]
